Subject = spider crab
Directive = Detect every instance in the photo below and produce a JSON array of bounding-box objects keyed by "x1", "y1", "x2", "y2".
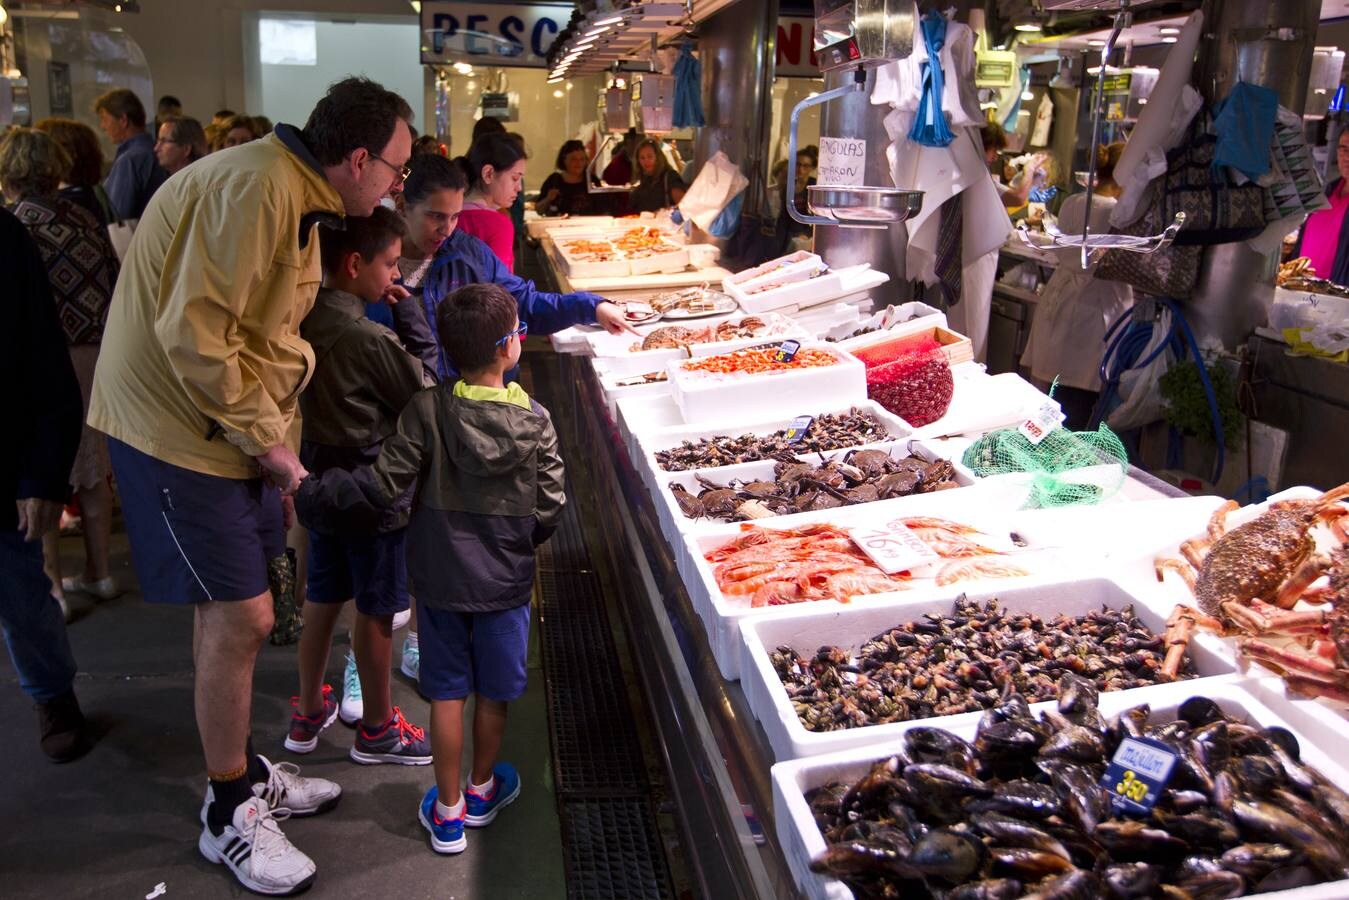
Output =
[{"x1": 1155, "y1": 482, "x2": 1349, "y2": 702}]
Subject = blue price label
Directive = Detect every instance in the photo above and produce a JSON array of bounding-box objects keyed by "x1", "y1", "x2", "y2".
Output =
[
  {"x1": 1100, "y1": 736, "x2": 1179, "y2": 816},
  {"x1": 775, "y1": 340, "x2": 801, "y2": 363},
  {"x1": 785, "y1": 415, "x2": 814, "y2": 443}
]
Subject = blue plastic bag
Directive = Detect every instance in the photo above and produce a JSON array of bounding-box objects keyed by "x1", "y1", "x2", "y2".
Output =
[
  {"x1": 908, "y1": 10, "x2": 954, "y2": 148},
  {"x1": 1211, "y1": 81, "x2": 1277, "y2": 181},
  {"x1": 708, "y1": 192, "x2": 744, "y2": 239}
]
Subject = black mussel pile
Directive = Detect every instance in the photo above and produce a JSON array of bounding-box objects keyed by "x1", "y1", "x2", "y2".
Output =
[
  {"x1": 773, "y1": 596, "x2": 1194, "y2": 732},
  {"x1": 655, "y1": 409, "x2": 892, "y2": 471},
  {"x1": 805, "y1": 678, "x2": 1349, "y2": 899}
]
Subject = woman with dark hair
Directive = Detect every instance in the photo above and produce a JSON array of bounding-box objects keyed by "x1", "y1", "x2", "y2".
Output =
[
  {"x1": 455, "y1": 132, "x2": 528, "y2": 271},
  {"x1": 34, "y1": 117, "x2": 113, "y2": 225},
  {"x1": 0, "y1": 128, "x2": 121, "y2": 613},
  {"x1": 629, "y1": 138, "x2": 685, "y2": 213},
  {"x1": 154, "y1": 115, "x2": 208, "y2": 175},
  {"x1": 537, "y1": 139, "x2": 597, "y2": 217}
]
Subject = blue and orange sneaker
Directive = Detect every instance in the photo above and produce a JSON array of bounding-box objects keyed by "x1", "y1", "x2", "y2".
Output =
[
  {"x1": 464, "y1": 762, "x2": 521, "y2": 827},
  {"x1": 418, "y1": 786, "x2": 467, "y2": 854},
  {"x1": 283, "y1": 684, "x2": 338, "y2": 754}
]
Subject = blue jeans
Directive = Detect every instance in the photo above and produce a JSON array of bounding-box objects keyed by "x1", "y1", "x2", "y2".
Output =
[{"x1": 0, "y1": 530, "x2": 78, "y2": 702}]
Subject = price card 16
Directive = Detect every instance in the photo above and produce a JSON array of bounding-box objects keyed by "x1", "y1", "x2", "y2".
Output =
[
  {"x1": 847, "y1": 517, "x2": 940, "y2": 574},
  {"x1": 1100, "y1": 735, "x2": 1179, "y2": 816}
]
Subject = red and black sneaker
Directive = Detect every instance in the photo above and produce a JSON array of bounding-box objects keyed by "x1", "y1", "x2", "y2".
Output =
[
  {"x1": 350, "y1": 707, "x2": 432, "y2": 765},
  {"x1": 283, "y1": 684, "x2": 338, "y2": 754}
]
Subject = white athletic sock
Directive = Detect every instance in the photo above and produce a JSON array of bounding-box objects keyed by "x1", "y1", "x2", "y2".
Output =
[
  {"x1": 468, "y1": 774, "x2": 495, "y2": 795},
  {"x1": 405, "y1": 630, "x2": 419, "y2": 650},
  {"x1": 436, "y1": 795, "x2": 465, "y2": 820}
]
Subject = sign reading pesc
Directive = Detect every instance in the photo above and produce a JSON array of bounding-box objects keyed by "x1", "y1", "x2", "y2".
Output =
[{"x1": 420, "y1": 2, "x2": 571, "y2": 68}]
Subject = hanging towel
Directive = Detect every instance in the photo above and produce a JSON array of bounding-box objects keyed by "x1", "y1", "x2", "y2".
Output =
[
  {"x1": 1000, "y1": 65, "x2": 1030, "y2": 133},
  {"x1": 908, "y1": 10, "x2": 955, "y2": 148},
  {"x1": 1212, "y1": 81, "x2": 1278, "y2": 182},
  {"x1": 672, "y1": 42, "x2": 705, "y2": 128}
]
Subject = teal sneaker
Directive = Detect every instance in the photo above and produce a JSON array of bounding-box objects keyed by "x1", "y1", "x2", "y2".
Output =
[
  {"x1": 418, "y1": 786, "x2": 467, "y2": 854},
  {"x1": 400, "y1": 636, "x2": 420, "y2": 680},
  {"x1": 339, "y1": 651, "x2": 362, "y2": 725},
  {"x1": 464, "y1": 763, "x2": 521, "y2": 827}
]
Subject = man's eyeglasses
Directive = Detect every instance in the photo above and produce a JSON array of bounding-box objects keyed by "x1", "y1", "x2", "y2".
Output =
[
  {"x1": 496, "y1": 321, "x2": 528, "y2": 348},
  {"x1": 370, "y1": 152, "x2": 412, "y2": 185}
]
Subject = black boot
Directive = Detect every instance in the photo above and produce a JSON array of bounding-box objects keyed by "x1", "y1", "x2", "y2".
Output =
[{"x1": 36, "y1": 690, "x2": 91, "y2": 763}]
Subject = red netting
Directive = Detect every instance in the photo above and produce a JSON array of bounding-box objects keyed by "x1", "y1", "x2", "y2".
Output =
[{"x1": 856, "y1": 335, "x2": 954, "y2": 428}]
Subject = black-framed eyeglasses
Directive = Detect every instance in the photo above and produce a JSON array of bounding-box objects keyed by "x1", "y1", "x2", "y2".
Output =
[
  {"x1": 496, "y1": 321, "x2": 528, "y2": 348},
  {"x1": 370, "y1": 152, "x2": 412, "y2": 184}
]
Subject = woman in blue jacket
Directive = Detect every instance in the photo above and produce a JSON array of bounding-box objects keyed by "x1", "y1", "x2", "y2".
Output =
[{"x1": 375, "y1": 153, "x2": 632, "y2": 381}]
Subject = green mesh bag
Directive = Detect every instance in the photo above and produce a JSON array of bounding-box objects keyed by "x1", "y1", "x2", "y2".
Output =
[{"x1": 961, "y1": 423, "x2": 1129, "y2": 508}]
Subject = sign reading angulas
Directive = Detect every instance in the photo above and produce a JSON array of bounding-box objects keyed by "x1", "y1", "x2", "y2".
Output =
[{"x1": 419, "y1": 2, "x2": 571, "y2": 67}]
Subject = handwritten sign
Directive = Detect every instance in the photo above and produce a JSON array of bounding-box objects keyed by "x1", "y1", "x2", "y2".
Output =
[
  {"x1": 817, "y1": 137, "x2": 867, "y2": 188},
  {"x1": 847, "y1": 516, "x2": 940, "y2": 574},
  {"x1": 1101, "y1": 736, "x2": 1178, "y2": 816}
]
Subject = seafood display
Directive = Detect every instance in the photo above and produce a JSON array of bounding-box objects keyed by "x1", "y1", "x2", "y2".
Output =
[
  {"x1": 680, "y1": 347, "x2": 840, "y2": 377},
  {"x1": 1278, "y1": 256, "x2": 1349, "y2": 298},
  {"x1": 706, "y1": 520, "x2": 1029, "y2": 607},
  {"x1": 772, "y1": 596, "x2": 1195, "y2": 732},
  {"x1": 670, "y1": 450, "x2": 957, "y2": 522},
  {"x1": 655, "y1": 409, "x2": 896, "y2": 472},
  {"x1": 634, "y1": 317, "x2": 776, "y2": 352},
  {"x1": 805, "y1": 683, "x2": 1349, "y2": 898},
  {"x1": 1157, "y1": 483, "x2": 1349, "y2": 702},
  {"x1": 856, "y1": 336, "x2": 955, "y2": 428},
  {"x1": 559, "y1": 237, "x2": 620, "y2": 262},
  {"x1": 613, "y1": 226, "x2": 680, "y2": 257},
  {"x1": 649, "y1": 285, "x2": 733, "y2": 316}
]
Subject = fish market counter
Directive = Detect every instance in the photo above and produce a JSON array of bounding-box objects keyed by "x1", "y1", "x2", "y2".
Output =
[{"x1": 535, "y1": 268, "x2": 1349, "y2": 900}]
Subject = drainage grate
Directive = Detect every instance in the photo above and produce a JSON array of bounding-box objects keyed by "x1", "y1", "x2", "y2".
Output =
[{"x1": 562, "y1": 798, "x2": 676, "y2": 900}]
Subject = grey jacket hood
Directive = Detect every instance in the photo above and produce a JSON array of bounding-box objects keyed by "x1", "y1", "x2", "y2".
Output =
[{"x1": 438, "y1": 393, "x2": 546, "y2": 478}]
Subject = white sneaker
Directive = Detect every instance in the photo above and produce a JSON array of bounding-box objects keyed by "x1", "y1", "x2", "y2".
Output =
[
  {"x1": 400, "y1": 637, "x2": 420, "y2": 681},
  {"x1": 339, "y1": 652, "x2": 362, "y2": 726},
  {"x1": 55, "y1": 595, "x2": 71, "y2": 623},
  {"x1": 198, "y1": 797, "x2": 316, "y2": 896},
  {"x1": 392, "y1": 607, "x2": 411, "y2": 631},
  {"x1": 199, "y1": 756, "x2": 342, "y2": 823},
  {"x1": 60, "y1": 575, "x2": 121, "y2": 600}
]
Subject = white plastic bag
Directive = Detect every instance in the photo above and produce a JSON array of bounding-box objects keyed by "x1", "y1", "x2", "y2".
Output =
[
  {"x1": 676, "y1": 150, "x2": 748, "y2": 232},
  {"x1": 1107, "y1": 306, "x2": 1176, "y2": 432}
]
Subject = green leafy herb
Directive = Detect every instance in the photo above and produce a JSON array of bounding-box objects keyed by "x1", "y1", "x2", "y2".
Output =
[{"x1": 1158, "y1": 359, "x2": 1244, "y2": 450}]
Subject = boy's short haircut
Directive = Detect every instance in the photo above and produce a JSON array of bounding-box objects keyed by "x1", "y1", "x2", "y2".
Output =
[
  {"x1": 436, "y1": 284, "x2": 517, "y2": 372},
  {"x1": 319, "y1": 205, "x2": 407, "y2": 274}
]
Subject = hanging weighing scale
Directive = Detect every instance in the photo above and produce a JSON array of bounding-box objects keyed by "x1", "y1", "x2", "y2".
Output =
[{"x1": 787, "y1": 0, "x2": 924, "y2": 228}]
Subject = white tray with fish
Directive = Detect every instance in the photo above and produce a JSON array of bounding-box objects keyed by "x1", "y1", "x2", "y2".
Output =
[
  {"x1": 741, "y1": 575, "x2": 1240, "y2": 763},
  {"x1": 682, "y1": 486, "x2": 1070, "y2": 680},
  {"x1": 666, "y1": 342, "x2": 866, "y2": 425},
  {"x1": 771, "y1": 678, "x2": 1349, "y2": 900}
]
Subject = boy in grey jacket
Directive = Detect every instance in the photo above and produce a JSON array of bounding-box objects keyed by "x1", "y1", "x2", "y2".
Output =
[{"x1": 296, "y1": 282, "x2": 565, "y2": 855}]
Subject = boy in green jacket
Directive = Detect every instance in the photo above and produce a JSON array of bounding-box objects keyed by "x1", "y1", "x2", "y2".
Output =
[{"x1": 296, "y1": 282, "x2": 565, "y2": 854}]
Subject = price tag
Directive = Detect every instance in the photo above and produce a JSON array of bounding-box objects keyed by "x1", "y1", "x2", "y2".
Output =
[
  {"x1": 785, "y1": 415, "x2": 814, "y2": 443},
  {"x1": 774, "y1": 339, "x2": 801, "y2": 363},
  {"x1": 847, "y1": 517, "x2": 941, "y2": 574},
  {"x1": 1017, "y1": 400, "x2": 1066, "y2": 446},
  {"x1": 1100, "y1": 736, "x2": 1179, "y2": 816}
]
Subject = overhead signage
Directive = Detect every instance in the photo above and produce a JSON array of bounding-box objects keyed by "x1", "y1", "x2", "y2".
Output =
[
  {"x1": 419, "y1": 2, "x2": 571, "y2": 68},
  {"x1": 777, "y1": 16, "x2": 821, "y2": 78}
]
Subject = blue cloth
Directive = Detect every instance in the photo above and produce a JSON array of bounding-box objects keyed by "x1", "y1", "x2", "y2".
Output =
[
  {"x1": 709, "y1": 192, "x2": 744, "y2": 239},
  {"x1": 0, "y1": 530, "x2": 77, "y2": 703},
  {"x1": 306, "y1": 528, "x2": 409, "y2": 617},
  {"x1": 1211, "y1": 81, "x2": 1277, "y2": 182},
  {"x1": 1002, "y1": 65, "x2": 1030, "y2": 132},
  {"x1": 673, "y1": 41, "x2": 706, "y2": 128},
  {"x1": 102, "y1": 132, "x2": 167, "y2": 221},
  {"x1": 416, "y1": 599, "x2": 531, "y2": 701},
  {"x1": 109, "y1": 438, "x2": 284, "y2": 604},
  {"x1": 909, "y1": 10, "x2": 955, "y2": 148},
  {"x1": 418, "y1": 230, "x2": 603, "y2": 381}
]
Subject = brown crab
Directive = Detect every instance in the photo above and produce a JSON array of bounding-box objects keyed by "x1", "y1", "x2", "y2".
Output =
[{"x1": 1155, "y1": 482, "x2": 1349, "y2": 699}]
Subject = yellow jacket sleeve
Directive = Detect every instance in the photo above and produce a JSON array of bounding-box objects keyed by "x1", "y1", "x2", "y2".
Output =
[{"x1": 152, "y1": 180, "x2": 290, "y2": 456}]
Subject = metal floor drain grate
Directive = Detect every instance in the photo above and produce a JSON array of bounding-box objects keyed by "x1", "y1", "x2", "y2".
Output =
[{"x1": 562, "y1": 798, "x2": 676, "y2": 900}]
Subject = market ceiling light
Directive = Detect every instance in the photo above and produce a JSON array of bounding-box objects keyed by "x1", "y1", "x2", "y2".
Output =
[
  {"x1": 585, "y1": 24, "x2": 612, "y2": 37},
  {"x1": 1014, "y1": 23, "x2": 1042, "y2": 33},
  {"x1": 1088, "y1": 39, "x2": 1106, "y2": 47},
  {"x1": 593, "y1": 14, "x2": 626, "y2": 27},
  {"x1": 553, "y1": 89, "x2": 564, "y2": 98},
  {"x1": 1022, "y1": 89, "x2": 1035, "y2": 100},
  {"x1": 1158, "y1": 26, "x2": 1181, "y2": 35},
  {"x1": 1161, "y1": 36, "x2": 1178, "y2": 43},
  {"x1": 452, "y1": 61, "x2": 473, "y2": 74},
  {"x1": 408, "y1": 1, "x2": 421, "y2": 12}
]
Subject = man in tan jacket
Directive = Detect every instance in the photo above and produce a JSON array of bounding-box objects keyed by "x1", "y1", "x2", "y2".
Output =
[{"x1": 88, "y1": 77, "x2": 413, "y2": 896}]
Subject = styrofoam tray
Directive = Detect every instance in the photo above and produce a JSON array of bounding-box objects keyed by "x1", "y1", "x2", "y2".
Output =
[
  {"x1": 526, "y1": 214, "x2": 619, "y2": 239},
  {"x1": 597, "y1": 370, "x2": 672, "y2": 420},
  {"x1": 823, "y1": 301, "x2": 946, "y2": 343},
  {"x1": 627, "y1": 244, "x2": 689, "y2": 275},
  {"x1": 584, "y1": 315, "x2": 810, "y2": 379},
  {"x1": 904, "y1": 365, "x2": 1057, "y2": 442},
  {"x1": 683, "y1": 483, "x2": 1071, "y2": 680},
  {"x1": 667, "y1": 342, "x2": 866, "y2": 425},
  {"x1": 771, "y1": 679, "x2": 1349, "y2": 900},
  {"x1": 740, "y1": 575, "x2": 1237, "y2": 763}
]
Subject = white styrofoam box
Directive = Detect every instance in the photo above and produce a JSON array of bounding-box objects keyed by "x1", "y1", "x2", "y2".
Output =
[
  {"x1": 1241, "y1": 673, "x2": 1349, "y2": 737},
  {"x1": 729, "y1": 270, "x2": 850, "y2": 316},
  {"x1": 687, "y1": 243, "x2": 721, "y2": 269},
  {"x1": 526, "y1": 214, "x2": 617, "y2": 239},
  {"x1": 667, "y1": 343, "x2": 866, "y2": 425},
  {"x1": 822, "y1": 301, "x2": 947, "y2": 343},
  {"x1": 683, "y1": 483, "x2": 1070, "y2": 680},
  {"x1": 740, "y1": 576, "x2": 1238, "y2": 763},
  {"x1": 584, "y1": 315, "x2": 810, "y2": 379},
  {"x1": 597, "y1": 370, "x2": 672, "y2": 420},
  {"x1": 549, "y1": 324, "x2": 603, "y2": 354},
  {"x1": 725, "y1": 250, "x2": 824, "y2": 290},
  {"x1": 904, "y1": 366, "x2": 1056, "y2": 442},
  {"x1": 654, "y1": 441, "x2": 979, "y2": 542},
  {"x1": 626, "y1": 245, "x2": 690, "y2": 275},
  {"x1": 554, "y1": 236, "x2": 631, "y2": 279},
  {"x1": 772, "y1": 679, "x2": 1349, "y2": 900}
]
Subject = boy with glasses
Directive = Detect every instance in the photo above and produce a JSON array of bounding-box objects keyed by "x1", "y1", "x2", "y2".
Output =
[{"x1": 297, "y1": 282, "x2": 564, "y2": 855}]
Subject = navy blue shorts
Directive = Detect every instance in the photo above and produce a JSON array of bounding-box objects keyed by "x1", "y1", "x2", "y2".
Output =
[
  {"x1": 306, "y1": 528, "x2": 409, "y2": 617},
  {"x1": 416, "y1": 600, "x2": 531, "y2": 702},
  {"x1": 109, "y1": 438, "x2": 284, "y2": 604}
]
